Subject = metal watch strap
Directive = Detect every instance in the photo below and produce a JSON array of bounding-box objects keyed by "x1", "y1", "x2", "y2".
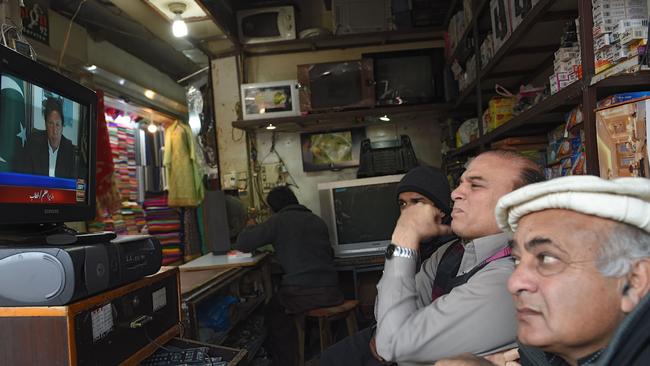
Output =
[{"x1": 391, "y1": 244, "x2": 418, "y2": 259}]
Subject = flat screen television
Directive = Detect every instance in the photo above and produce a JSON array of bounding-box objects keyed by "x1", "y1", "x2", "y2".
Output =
[
  {"x1": 0, "y1": 45, "x2": 97, "y2": 226},
  {"x1": 363, "y1": 48, "x2": 445, "y2": 105},
  {"x1": 318, "y1": 174, "x2": 404, "y2": 257}
]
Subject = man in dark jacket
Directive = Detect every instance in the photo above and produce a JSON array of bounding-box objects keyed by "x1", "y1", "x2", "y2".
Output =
[
  {"x1": 18, "y1": 97, "x2": 75, "y2": 178},
  {"x1": 236, "y1": 186, "x2": 343, "y2": 366}
]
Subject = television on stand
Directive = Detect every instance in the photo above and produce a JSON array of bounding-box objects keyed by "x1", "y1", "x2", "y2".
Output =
[
  {"x1": 0, "y1": 44, "x2": 99, "y2": 243},
  {"x1": 318, "y1": 174, "x2": 404, "y2": 257}
]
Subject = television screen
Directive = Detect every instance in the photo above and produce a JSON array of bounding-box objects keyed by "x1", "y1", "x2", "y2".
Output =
[
  {"x1": 0, "y1": 46, "x2": 96, "y2": 225},
  {"x1": 300, "y1": 128, "x2": 364, "y2": 171},
  {"x1": 363, "y1": 48, "x2": 445, "y2": 105},
  {"x1": 318, "y1": 174, "x2": 404, "y2": 257},
  {"x1": 333, "y1": 182, "x2": 400, "y2": 245},
  {"x1": 297, "y1": 59, "x2": 374, "y2": 112}
]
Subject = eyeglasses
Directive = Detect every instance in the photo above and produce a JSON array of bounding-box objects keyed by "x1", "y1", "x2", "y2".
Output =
[{"x1": 511, "y1": 253, "x2": 606, "y2": 277}]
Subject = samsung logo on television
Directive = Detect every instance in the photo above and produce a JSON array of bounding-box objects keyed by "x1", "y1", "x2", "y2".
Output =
[
  {"x1": 43, "y1": 209, "x2": 59, "y2": 215},
  {"x1": 371, "y1": 242, "x2": 382, "y2": 246}
]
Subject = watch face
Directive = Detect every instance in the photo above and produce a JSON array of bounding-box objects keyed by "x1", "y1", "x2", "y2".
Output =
[{"x1": 385, "y1": 244, "x2": 396, "y2": 259}]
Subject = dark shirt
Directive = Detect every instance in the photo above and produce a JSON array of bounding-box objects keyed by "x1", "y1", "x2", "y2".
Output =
[
  {"x1": 17, "y1": 130, "x2": 75, "y2": 178},
  {"x1": 235, "y1": 204, "x2": 339, "y2": 287},
  {"x1": 519, "y1": 345, "x2": 603, "y2": 366},
  {"x1": 519, "y1": 293, "x2": 650, "y2": 366}
]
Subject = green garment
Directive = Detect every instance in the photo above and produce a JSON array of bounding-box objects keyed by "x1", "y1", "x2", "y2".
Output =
[{"x1": 163, "y1": 121, "x2": 204, "y2": 207}]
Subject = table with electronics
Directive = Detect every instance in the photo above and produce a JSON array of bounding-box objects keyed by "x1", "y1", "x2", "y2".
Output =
[
  {"x1": 178, "y1": 252, "x2": 272, "y2": 362},
  {"x1": 0, "y1": 267, "x2": 248, "y2": 366}
]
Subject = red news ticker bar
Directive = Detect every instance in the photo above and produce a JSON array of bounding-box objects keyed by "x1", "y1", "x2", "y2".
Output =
[{"x1": 0, "y1": 185, "x2": 77, "y2": 204}]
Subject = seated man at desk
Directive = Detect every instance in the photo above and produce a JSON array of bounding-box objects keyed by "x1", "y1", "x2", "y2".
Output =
[{"x1": 235, "y1": 185, "x2": 343, "y2": 366}]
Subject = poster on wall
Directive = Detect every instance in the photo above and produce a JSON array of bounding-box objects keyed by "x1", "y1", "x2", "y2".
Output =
[{"x1": 21, "y1": 0, "x2": 49, "y2": 45}]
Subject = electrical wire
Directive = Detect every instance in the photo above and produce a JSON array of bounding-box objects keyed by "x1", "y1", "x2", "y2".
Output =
[{"x1": 57, "y1": 0, "x2": 87, "y2": 72}]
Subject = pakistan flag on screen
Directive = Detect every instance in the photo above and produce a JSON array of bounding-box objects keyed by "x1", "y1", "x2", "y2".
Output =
[{"x1": 0, "y1": 75, "x2": 27, "y2": 172}]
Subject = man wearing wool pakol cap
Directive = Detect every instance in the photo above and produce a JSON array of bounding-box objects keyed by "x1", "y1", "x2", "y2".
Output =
[{"x1": 438, "y1": 175, "x2": 650, "y2": 366}]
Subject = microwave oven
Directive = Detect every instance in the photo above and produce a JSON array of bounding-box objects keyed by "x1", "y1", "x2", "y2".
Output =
[
  {"x1": 236, "y1": 6, "x2": 296, "y2": 45},
  {"x1": 297, "y1": 59, "x2": 375, "y2": 112},
  {"x1": 240, "y1": 80, "x2": 301, "y2": 120}
]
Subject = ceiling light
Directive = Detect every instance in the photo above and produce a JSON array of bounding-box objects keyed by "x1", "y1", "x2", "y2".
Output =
[
  {"x1": 85, "y1": 64, "x2": 97, "y2": 72},
  {"x1": 144, "y1": 89, "x2": 156, "y2": 99},
  {"x1": 169, "y1": 2, "x2": 188, "y2": 38},
  {"x1": 379, "y1": 115, "x2": 390, "y2": 122},
  {"x1": 118, "y1": 79, "x2": 126, "y2": 85},
  {"x1": 147, "y1": 123, "x2": 158, "y2": 133},
  {"x1": 265, "y1": 123, "x2": 276, "y2": 130}
]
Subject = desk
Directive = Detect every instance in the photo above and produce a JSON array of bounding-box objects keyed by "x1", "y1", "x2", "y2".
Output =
[
  {"x1": 334, "y1": 255, "x2": 385, "y2": 321},
  {"x1": 179, "y1": 253, "x2": 268, "y2": 271},
  {"x1": 179, "y1": 253, "x2": 271, "y2": 354}
]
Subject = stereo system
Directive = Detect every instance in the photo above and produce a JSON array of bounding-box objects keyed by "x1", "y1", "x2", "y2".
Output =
[{"x1": 0, "y1": 235, "x2": 162, "y2": 306}]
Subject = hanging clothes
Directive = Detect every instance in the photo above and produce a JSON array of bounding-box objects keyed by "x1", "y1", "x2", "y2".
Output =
[
  {"x1": 94, "y1": 90, "x2": 121, "y2": 216},
  {"x1": 163, "y1": 120, "x2": 204, "y2": 207}
]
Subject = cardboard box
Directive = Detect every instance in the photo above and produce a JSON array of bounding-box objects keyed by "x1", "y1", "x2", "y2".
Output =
[
  {"x1": 491, "y1": 0, "x2": 512, "y2": 51},
  {"x1": 596, "y1": 97, "x2": 650, "y2": 178},
  {"x1": 509, "y1": 0, "x2": 539, "y2": 30}
]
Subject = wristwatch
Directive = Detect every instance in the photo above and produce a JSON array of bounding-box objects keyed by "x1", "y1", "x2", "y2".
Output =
[{"x1": 385, "y1": 243, "x2": 418, "y2": 260}]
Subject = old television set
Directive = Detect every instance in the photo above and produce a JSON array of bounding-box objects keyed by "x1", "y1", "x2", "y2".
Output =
[
  {"x1": 240, "y1": 79, "x2": 301, "y2": 120},
  {"x1": 236, "y1": 6, "x2": 296, "y2": 45},
  {"x1": 300, "y1": 128, "x2": 364, "y2": 172},
  {"x1": 363, "y1": 48, "x2": 445, "y2": 105},
  {"x1": 332, "y1": 0, "x2": 390, "y2": 35},
  {"x1": 297, "y1": 59, "x2": 375, "y2": 112},
  {"x1": 0, "y1": 45, "x2": 97, "y2": 225},
  {"x1": 318, "y1": 174, "x2": 403, "y2": 257}
]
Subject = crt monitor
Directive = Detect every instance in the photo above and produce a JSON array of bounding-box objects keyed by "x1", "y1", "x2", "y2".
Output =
[
  {"x1": 0, "y1": 45, "x2": 97, "y2": 225},
  {"x1": 318, "y1": 174, "x2": 404, "y2": 257},
  {"x1": 363, "y1": 48, "x2": 445, "y2": 105}
]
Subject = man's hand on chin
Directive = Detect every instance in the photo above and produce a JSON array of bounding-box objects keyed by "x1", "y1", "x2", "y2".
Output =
[{"x1": 392, "y1": 202, "x2": 452, "y2": 250}]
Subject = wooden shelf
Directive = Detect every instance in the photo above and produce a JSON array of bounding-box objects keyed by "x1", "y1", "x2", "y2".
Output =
[
  {"x1": 454, "y1": 0, "x2": 579, "y2": 107},
  {"x1": 591, "y1": 71, "x2": 650, "y2": 99},
  {"x1": 232, "y1": 103, "x2": 451, "y2": 132},
  {"x1": 241, "y1": 27, "x2": 443, "y2": 56},
  {"x1": 446, "y1": 80, "x2": 583, "y2": 158}
]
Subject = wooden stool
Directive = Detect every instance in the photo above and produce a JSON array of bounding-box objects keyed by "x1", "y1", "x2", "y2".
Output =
[{"x1": 295, "y1": 299, "x2": 359, "y2": 366}]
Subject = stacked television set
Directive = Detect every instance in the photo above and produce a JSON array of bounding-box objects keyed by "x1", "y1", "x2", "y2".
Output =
[{"x1": 239, "y1": 48, "x2": 446, "y2": 121}]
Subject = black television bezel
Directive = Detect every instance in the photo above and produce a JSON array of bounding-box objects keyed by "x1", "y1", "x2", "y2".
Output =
[
  {"x1": 0, "y1": 45, "x2": 97, "y2": 225},
  {"x1": 362, "y1": 48, "x2": 445, "y2": 105}
]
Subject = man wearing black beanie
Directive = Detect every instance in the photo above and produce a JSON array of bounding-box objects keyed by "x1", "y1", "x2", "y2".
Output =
[
  {"x1": 395, "y1": 166, "x2": 456, "y2": 261},
  {"x1": 236, "y1": 185, "x2": 343, "y2": 366}
]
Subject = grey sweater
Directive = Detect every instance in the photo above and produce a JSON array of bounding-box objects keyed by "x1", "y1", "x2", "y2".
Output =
[{"x1": 235, "y1": 204, "x2": 339, "y2": 287}]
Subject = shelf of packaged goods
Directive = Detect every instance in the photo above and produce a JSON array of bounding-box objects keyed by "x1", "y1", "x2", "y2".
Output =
[
  {"x1": 454, "y1": 0, "x2": 579, "y2": 107},
  {"x1": 446, "y1": 80, "x2": 583, "y2": 159},
  {"x1": 591, "y1": 70, "x2": 650, "y2": 99},
  {"x1": 232, "y1": 103, "x2": 451, "y2": 132},
  {"x1": 445, "y1": 0, "x2": 490, "y2": 67}
]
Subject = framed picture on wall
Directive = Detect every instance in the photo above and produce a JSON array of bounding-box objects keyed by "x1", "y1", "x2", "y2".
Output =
[{"x1": 300, "y1": 128, "x2": 365, "y2": 171}]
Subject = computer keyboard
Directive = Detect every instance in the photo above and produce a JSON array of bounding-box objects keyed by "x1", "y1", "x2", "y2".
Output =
[
  {"x1": 140, "y1": 346, "x2": 227, "y2": 366},
  {"x1": 335, "y1": 254, "x2": 385, "y2": 268}
]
